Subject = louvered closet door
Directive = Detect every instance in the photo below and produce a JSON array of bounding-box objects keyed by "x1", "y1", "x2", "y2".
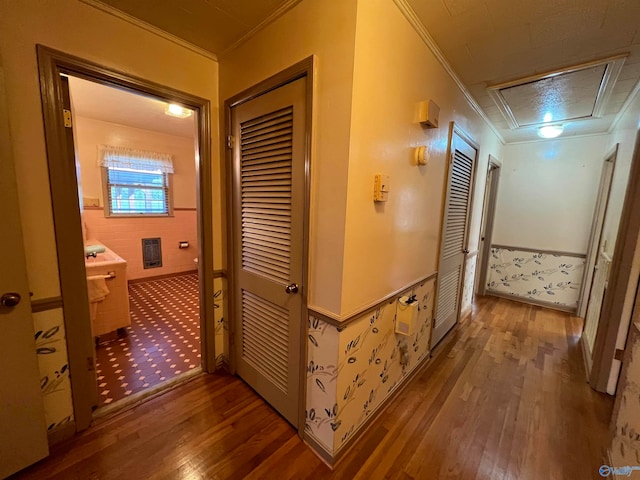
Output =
[
  {"x1": 432, "y1": 131, "x2": 477, "y2": 347},
  {"x1": 231, "y1": 78, "x2": 306, "y2": 427}
]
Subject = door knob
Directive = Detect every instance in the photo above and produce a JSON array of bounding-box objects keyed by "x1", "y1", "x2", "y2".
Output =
[
  {"x1": 285, "y1": 283, "x2": 299, "y2": 294},
  {"x1": 1, "y1": 292, "x2": 21, "y2": 307}
]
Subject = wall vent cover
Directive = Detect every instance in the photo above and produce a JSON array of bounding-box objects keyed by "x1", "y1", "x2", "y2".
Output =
[{"x1": 142, "y1": 237, "x2": 162, "y2": 269}]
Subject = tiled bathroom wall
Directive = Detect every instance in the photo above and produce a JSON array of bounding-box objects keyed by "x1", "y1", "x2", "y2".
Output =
[
  {"x1": 32, "y1": 308, "x2": 74, "y2": 432},
  {"x1": 305, "y1": 278, "x2": 435, "y2": 456},
  {"x1": 84, "y1": 208, "x2": 198, "y2": 280},
  {"x1": 486, "y1": 247, "x2": 585, "y2": 310}
]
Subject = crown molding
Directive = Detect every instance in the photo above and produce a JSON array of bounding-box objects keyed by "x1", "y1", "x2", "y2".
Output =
[
  {"x1": 608, "y1": 78, "x2": 640, "y2": 134},
  {"x1": 220, "y1": 0, "x2": 304, "y2": 58},
  {"x1": 79, "y1": 0, "x2": 218, "y2": 61},
  {"x1": 392, "y1": 0, "x2": 505, "y2": 145}
]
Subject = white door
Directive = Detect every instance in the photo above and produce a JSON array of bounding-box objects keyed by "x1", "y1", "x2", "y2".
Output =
[
  {"x1": 578, "y1": 148, "x2": 616, "y2": 318},
  {"x1": 230, "y1": 78, "x2": 306, "y2": 427},
  {"x1": 0, "y1": 68, "x2": 49, "y2": 477},
  {"x1": 432, "y1": 128, "x2": 477, "y2": 347},
  {"x1": 477, "y1": 160, "x2": 501, "y2": 296}
]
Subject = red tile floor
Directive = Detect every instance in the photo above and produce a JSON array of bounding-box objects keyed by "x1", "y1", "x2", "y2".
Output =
[{"x1": 95, "y1": 273, "x2": 201, "y2": 406}]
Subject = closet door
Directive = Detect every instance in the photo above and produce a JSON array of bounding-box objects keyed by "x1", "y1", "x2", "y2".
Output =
[
  {"x1": 432, "y1": 127, "x2": 478, "y2": 347},
  {"x1": 230, "y1": 77, "x2": 306, "y2": 427}
]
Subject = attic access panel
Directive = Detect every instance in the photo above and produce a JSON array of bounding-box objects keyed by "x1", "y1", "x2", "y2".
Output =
[{"x1": 487, "y1": 55, "x2": 626, "y2": 129}]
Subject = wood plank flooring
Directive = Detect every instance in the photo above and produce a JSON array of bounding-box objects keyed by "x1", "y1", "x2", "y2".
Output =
[{"x1": 13, "y1": 295, "x2": 613, "y2": 479}]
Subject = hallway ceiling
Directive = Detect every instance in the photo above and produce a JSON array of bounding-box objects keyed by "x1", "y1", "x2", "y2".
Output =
[
  {"x1": 87, "y1": 0, "x2": 640, "y2": 144},
  {"x1": 406, "y1": 0, "x2": 640, "y2": 142}
]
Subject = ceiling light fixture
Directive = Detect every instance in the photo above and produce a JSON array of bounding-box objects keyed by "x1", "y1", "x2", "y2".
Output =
[
  {"x1": 537, "y1": 124, "x2": 564, "y2": 139},
  {"x1": 165, "y1": 103, "x2": 192, "y2": 118}
]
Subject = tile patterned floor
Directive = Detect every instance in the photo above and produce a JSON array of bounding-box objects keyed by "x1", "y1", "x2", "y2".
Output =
[{"x1": 95, "y1": 273, "x2": 201, "y2": 407}]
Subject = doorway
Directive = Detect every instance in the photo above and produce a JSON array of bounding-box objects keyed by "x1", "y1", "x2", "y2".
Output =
[
  {"x1": 476, "y1": 156, "x2": 501, "y2": 296},
  {"x1": 37, "y1": 46, "x2": 215, "y2": 430},
  {"x1": 225, "y1": 58, "x2": 313, "y2": 429},
  {"x1": 65, "y1": 75, "x2": 203, "y2": 410},
  {"x1": 580, "y1": 145, "x2": 617, "y2": 372}
]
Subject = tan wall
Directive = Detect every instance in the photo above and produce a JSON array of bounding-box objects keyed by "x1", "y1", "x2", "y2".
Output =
[
  {"x1": 339, "y1": 0, "x2": 502, "y2": 316},
  {"x1": 219, "y1": 0, "x2": 359, "y2": 314},
  {"x1": 0, "y1": 0, "x2": 220, "y2": 301}
]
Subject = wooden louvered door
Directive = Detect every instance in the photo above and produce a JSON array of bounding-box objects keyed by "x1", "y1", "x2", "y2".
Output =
[
  {"x1": 432, "y1": 128, "x2": 477, "y2": 347},
  {"x1": 230, "y1": 78, "x2": 306, "y2": 427}
]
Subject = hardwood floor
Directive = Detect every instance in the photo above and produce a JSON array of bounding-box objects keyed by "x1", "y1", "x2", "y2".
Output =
[{"x1": 13, "y1": 296, "x2": 613, "y2": 480}]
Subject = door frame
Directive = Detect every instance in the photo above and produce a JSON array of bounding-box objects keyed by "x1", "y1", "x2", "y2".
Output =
[
  {"x1": 476, "y1": 156, "x2": 501, "y2": 296},
  {"x1": 577, "y1": 144, "x2": 618, "y2": 318},
  {"x1": 432, "y1": 122, "x2": 479, "y2": 347},
  {"x1": 590, "y1": 131, "x2": 640, "y2": 392},
  {"x1": 36, "y1": 45, "x2": 215, "y2": 431},
  {"x1": 224, "y1": 56, "x2": 314, "y2": 435}
]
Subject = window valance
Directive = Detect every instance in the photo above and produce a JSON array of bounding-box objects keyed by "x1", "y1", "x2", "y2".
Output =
[{"x1": 98, "y1": 144, "x2": 174, "y2": 174}]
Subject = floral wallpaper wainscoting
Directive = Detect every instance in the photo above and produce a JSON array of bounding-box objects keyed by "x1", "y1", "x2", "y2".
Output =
[
  {"x1": 213, "y1": 277, "x2": 227, "y2": 368},
  {"x1": 305, "y1": 315, "x2": 339, "y2": 453},
  {"x1": 305, "y1": 278, "x2": 435, "y2": 457},
  {"x1": 32, "y1": 308, "x2": 74, "y2": 432},
  {"x1": 610, "y1": 326, "x2": 640, "y2": 474},
  {"x1": 486, "y1": 247, "x2": 585, "y2": 311},
  {"x1": 460, "y1": 254, "x2": 477, "y2": 316}
]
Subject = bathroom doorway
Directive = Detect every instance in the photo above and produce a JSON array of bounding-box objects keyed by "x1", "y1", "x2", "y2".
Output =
[
  {"x1": 37, "y1": 46, "x2": 215, "y2": 431},
  {"x1": 67, "y1": 75, "x2": 203, "y2": 412}
]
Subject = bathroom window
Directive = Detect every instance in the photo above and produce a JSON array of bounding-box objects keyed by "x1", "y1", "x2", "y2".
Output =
[{"x1": 99, "y1": 145, "x2": 174, "y2": 217}]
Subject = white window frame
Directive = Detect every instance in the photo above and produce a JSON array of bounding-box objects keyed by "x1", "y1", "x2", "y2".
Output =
[{"x1": 98, "y1": 145, "x2": 174, "y2": 217}]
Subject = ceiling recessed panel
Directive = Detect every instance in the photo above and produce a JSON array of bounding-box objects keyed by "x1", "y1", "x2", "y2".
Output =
[
  {"x1": 487, "y1": 56, "x2": 626, "y2": 130},
  {"x1": 499, "y1": 65, "x2": 605, "y2": 126}
]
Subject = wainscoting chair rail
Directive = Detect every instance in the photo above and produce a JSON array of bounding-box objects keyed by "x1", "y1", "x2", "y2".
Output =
[
  {"x1": 491, "y1": 244, "x2": 586, "y2": 258},
  {"x1": 308, "y1": 271, "x2": 438, "y2": 328}
]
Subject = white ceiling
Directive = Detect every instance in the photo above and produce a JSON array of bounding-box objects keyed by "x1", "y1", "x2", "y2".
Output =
[
  {"x1": 68, "y1": 76, "x2": 196, "y2": 138},
  {"x1": 406, "y1": 0, "x2": 640, "y2": 142},
  {"x1": 85, "y1": 0, "x2": 640, "y2": 143}
]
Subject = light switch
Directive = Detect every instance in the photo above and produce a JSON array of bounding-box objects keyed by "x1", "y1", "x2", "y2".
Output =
[{"x1": 374, "y1": 174, "x2": 390, "y2": 202}]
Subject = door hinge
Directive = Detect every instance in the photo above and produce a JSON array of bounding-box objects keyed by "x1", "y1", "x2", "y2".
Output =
[
  {"x1": 87, "y1": 356, "x2": 95, "y2": 371},
  {"x1": 615, "y1": 348, "x2": 625, "y2": 362},
  {"x1": 227, "y1": 135, "x2": 235, "y2": 149},
  {"x1": 63, "y1": 109, "x2": 72, "y2": 128}
]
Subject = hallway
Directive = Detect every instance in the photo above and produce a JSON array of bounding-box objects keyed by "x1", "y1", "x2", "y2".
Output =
[{"x1": 14, "y1": 295, "x2": 613, "y2": 479}]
